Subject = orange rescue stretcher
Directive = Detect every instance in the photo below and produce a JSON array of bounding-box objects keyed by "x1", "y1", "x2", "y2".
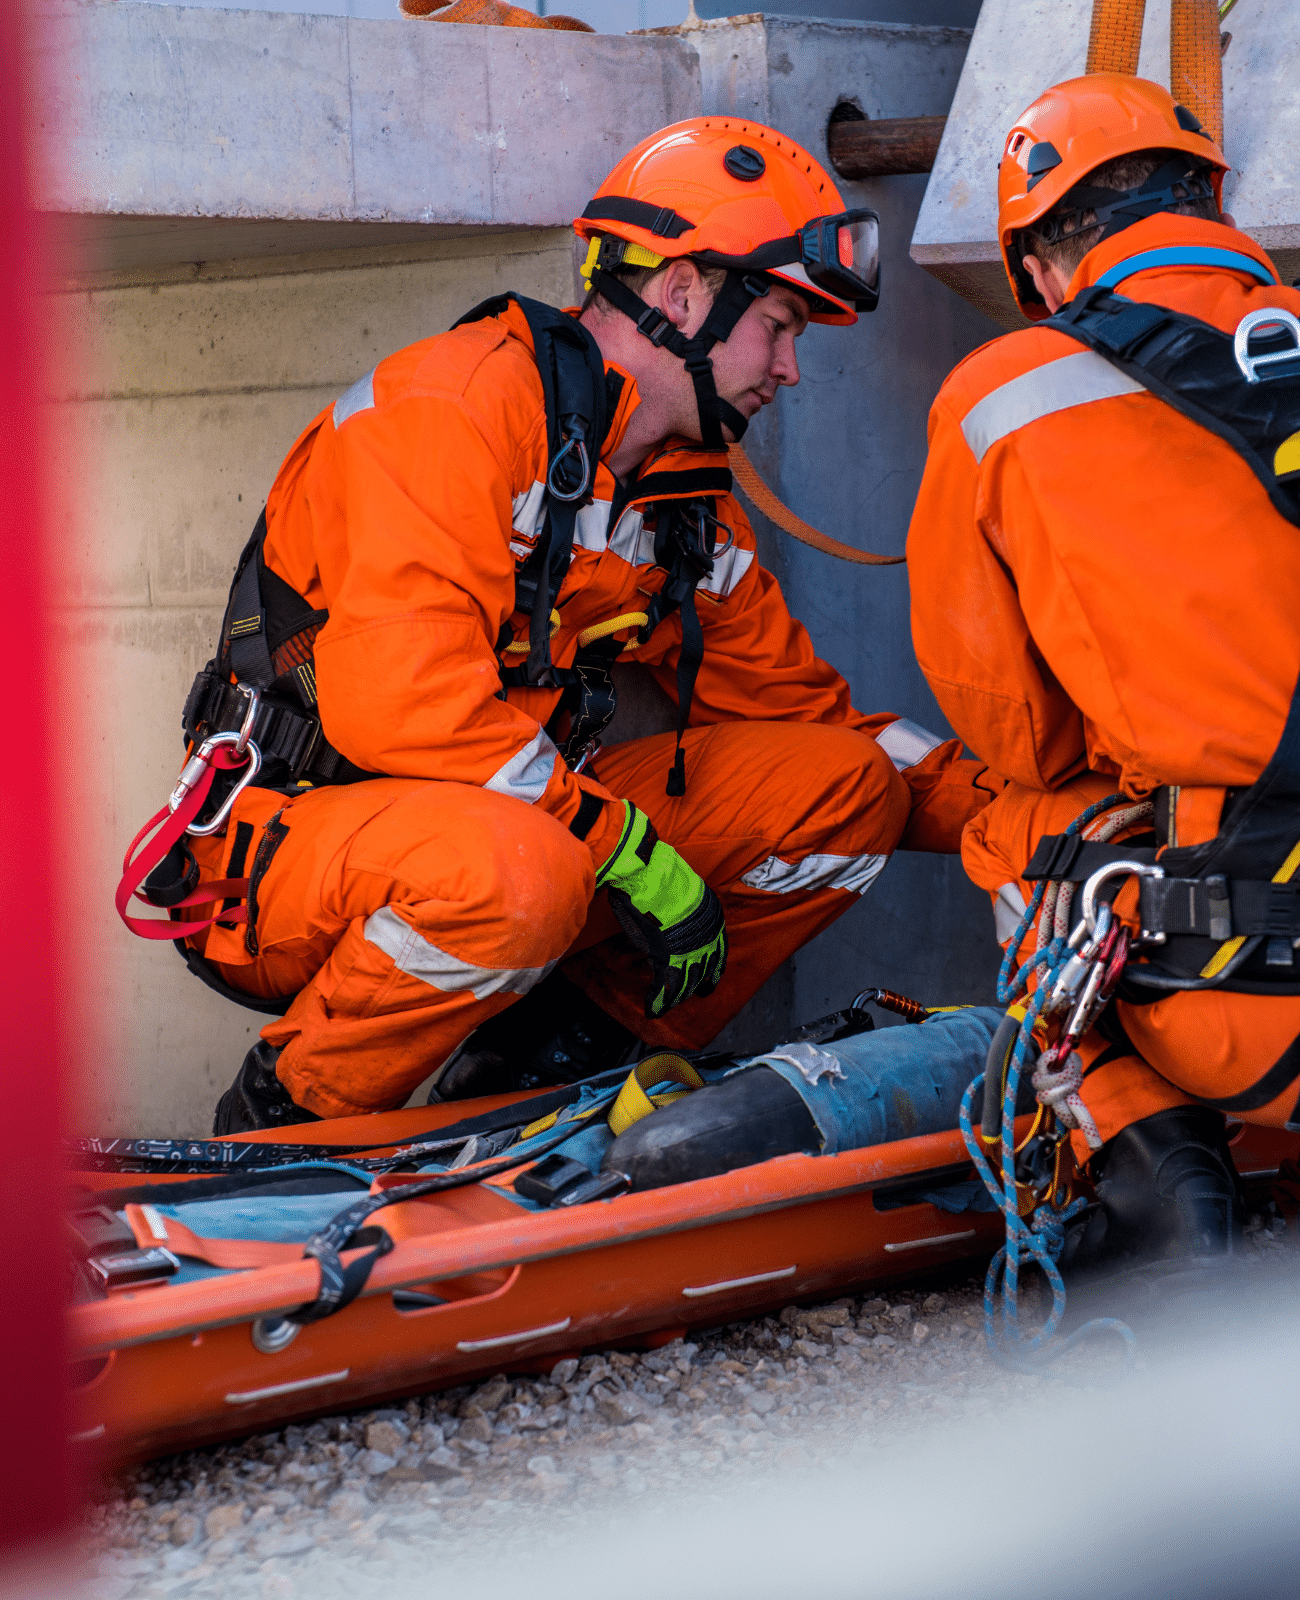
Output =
[{"x1": 66, "y1": 1076, "x2": 1299, "y2": 1467}]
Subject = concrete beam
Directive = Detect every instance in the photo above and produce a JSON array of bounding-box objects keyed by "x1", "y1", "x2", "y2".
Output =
[
  {"x1": 34, "y1": 1, "x2": 700, "y2": 273},
  {"x1": 911, "y1": 0, "x2": 1300, "y2": 329}
]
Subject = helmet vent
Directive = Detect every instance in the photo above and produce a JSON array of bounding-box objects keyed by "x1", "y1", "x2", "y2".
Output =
[
  {"x1": 1174, "y1": 103, "x2": 1208, "y2": 137},
  {"x1": 724, "y1": 145, "x2": 766, "y2": 181},
  {"x1": 1025, "y1": 140, "x2": 1063, "y2": 191}
]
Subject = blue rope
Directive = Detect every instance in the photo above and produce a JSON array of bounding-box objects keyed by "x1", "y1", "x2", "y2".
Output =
[{"x1": 963, "y1": 794, "x2": 1138, "y2": 1372}]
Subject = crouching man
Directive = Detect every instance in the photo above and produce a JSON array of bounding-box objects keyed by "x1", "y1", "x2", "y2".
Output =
[
  {"x1": 139, "y1": 117, "x2": 994, "y2": 1132},
  {"x1": 907, "y1": 74, "x2": 1300, "y2": 1271}
]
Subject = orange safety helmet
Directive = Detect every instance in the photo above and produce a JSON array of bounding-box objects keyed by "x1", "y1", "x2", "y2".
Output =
[
  {"x1": 998, "y1": 73, "x2": 1228, "y2": 320},
  {"x1": 574, "y1": 117, "x2": 878, "y2": 448}
]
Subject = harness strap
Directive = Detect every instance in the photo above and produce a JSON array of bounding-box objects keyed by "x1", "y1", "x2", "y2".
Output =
[{"x1": 115, "y1": 743, "x2": 253, "y2": 940}]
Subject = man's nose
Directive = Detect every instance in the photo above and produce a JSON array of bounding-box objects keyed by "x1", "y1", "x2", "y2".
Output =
[{"x1": 774, "y1": 338, "x2": 800, "y2": 387}]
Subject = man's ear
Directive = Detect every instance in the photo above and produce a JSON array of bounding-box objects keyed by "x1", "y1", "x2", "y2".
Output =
[
  {"x1": 658, "y1": 259, "x2": 704, "y2": 331},
  {"x1": 1021, "y1": 252, "x2": 1068, "y2": 315}
]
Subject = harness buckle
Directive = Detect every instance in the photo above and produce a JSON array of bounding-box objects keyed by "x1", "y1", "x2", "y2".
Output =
[
  {"x1": 635, "y1": 306, "x2": 674, "y2": 347},
  {"x1": 170, "y1": 731, "x2": 263, "y2": 839},
  {"x1": 233, "y1": 683, "x2": 260, "y2": 756},
  {"x1": 1234, "y1": 307, "x2": 1300, "y2": 385}
]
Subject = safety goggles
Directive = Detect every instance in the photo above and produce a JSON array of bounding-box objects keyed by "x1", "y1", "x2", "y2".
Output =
[{"x1": 702, "y1": 208, "x2": 881, "y2": 313}]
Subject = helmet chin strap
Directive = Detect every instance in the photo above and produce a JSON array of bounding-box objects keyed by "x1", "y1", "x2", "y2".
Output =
[{"x1": 590, "y1": 266, "x2": 770, "y2": 450}]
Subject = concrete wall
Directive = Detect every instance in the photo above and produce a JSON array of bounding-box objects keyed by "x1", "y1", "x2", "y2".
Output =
[
  {"x1": 49, "y1": 232, "x2": 576, "y2": 1136},
  {"x1": 43, "y1": 4, "x2": 1002, "y2": 1137},
  {"x1": 911, "y1": 0, "x2": 1300, "y2": 327}
]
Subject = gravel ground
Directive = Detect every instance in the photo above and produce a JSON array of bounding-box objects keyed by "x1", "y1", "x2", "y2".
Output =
[{"x1": 74, "y1": 1211, "x2": 1297, "y2": 1600}]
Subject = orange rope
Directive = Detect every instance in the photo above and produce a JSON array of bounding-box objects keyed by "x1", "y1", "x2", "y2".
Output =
[
  {"x1": 727, "y1": 444, "x2": 904, "y2": 567},
  {"x1": 1170, "y1": 0, "x2": 1224, "y2": 148},
  {"x1": 1086, "y1": 0, "x2": 1147, "y2": 75}
]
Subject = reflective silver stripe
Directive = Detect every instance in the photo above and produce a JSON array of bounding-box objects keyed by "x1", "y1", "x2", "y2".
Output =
[
  {"x1": 483, "y1": 728, "x2": 558, "y2": 804},
  {"x1": 607, "y1": 507, "x2": 652, "y2": 567},
  {"x1": 574, "y1": 500, "x2": 613, "y2": 553},
  {"x1": 332, "y1": 370, "x2": 375, "y2": 430},
  {"x1": 510, "y1": 479, "x2": 547, "y2": 559},
  {"x1": 699, "y1": 543, "x2": 755, "y2": 599},
  {"x1": 875, "y1": 718, "x2": 945, "y2": 772},
  {"x1": 993, "y1": 880, "x2": 1028, "y2": 946},
  {"x1": 959, "y1": 351, "x2": 1146, "y2": 464},
  {"x1": 740, "y1": 850, "x2": 887, "y2": 897},
  {"x1": 364, "y1": 906, "x2": 558, "y2": 1000}
]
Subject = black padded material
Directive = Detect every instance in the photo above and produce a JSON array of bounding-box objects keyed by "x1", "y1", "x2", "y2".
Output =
[
  {"x1": 1062, "y1": 1105, "x2": 1244, "y2": 1275},
  {"x1": 601, "y1": 1065, "x2": 820, "y2": 1191},
  {"x1": 212, "y1": 1040, "x2": 321, "y2": 1136}
]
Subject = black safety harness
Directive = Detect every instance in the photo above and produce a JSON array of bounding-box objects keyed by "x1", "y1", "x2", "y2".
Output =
[
  {"x1": 1022, "y1": 259, "x2": 1300, "y2": 995},
  {"x1": 154, "y1": 295, "x2": 740, "y2": 1007}
]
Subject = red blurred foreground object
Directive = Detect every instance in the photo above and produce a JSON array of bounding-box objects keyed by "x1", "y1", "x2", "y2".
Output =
[{"x1": 0, "y1": 0, "x2": 74, "y2": 1567}]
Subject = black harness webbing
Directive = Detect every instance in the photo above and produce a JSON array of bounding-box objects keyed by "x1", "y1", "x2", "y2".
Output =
[
  {"x1": 1023, "y1": 279, "x2": 1300, "y2": 995},
  {"x1": 1045, "y1": 287, "x2": 1300, "y2": 529}
]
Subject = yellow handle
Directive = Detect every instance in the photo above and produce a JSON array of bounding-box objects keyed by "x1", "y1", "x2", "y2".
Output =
[{"x1": 577, "y1": 612, "x2": 648, "y2": 649}]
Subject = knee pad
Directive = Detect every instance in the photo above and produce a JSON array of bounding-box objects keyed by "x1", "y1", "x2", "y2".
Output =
[{"x1": 601, "y1": 1065, "x2": 820, "y2": 1191}]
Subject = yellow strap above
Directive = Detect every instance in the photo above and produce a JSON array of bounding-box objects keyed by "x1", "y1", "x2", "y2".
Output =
[
  {"x1": 728, "y1": 444, "x2": 904, "y2": 567},
  {"x1": 607, "y1": 1052, "x2": 705, "y2": 1138}
]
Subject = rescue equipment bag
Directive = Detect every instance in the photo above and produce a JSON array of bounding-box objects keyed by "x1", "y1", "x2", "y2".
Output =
[{"x1": 1024, "y1": 264, "x2": 1300, "y2": 995}]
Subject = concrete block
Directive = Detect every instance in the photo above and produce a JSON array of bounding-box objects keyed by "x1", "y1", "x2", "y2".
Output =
[
  {"x1": 34, "y1": 1, "x2": 700, "y2": 274},
  {"x1": 911, "y1": 0, "x2": 1300, "y2": 327}
]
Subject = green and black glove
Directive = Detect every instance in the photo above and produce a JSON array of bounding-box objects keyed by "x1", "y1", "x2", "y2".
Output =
[{"x1": 596, "y1": 802, "x2": 727, "y2": 1017}]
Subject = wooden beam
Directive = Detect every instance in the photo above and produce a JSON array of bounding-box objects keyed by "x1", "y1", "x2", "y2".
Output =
[{"x1": 827, "y1": 116, "x2": 947, "y2": 179}]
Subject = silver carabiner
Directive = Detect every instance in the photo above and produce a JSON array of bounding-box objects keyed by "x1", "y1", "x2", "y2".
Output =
[
  {"x1": 169, "y1": 731, "x2": 263, "y2": 839},
  {"x1": 1080, "y1": 859, "x2": 1166, "y2": 947},
  {"x1": 233, "y1": 683, "x2": 261, "y2": 756}
]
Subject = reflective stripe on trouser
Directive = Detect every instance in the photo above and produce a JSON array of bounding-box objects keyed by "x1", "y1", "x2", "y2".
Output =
[
  {"x1": 562, "y1": 720, "x2": 911, "y2": 1049},
  {"x1": 187, "y1": 778, "x2": 595, "y2": 1118},
  {"x1": 962, "y1": 774, "x2": 1300, "y2": 1157}
]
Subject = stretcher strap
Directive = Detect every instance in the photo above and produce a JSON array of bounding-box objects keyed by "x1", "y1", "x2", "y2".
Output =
[
  {"x1": 607, "y1": 1052, "x2": 704, "y2": 1137},
  {"x1": 115, "y1": 744, "x2": 251, "y2": 940},
  {"x1": 124, "y1": 1203, "x2": 302, "y2": 1268}
]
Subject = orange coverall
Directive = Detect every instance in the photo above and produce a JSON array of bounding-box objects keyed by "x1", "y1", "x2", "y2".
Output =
[
  {"x1": 908, "y1": 212, "x2": 1300, "y2": 1155},
  {"x1": 190, "y1": 299, "x2": 990, "y2": 1117}
]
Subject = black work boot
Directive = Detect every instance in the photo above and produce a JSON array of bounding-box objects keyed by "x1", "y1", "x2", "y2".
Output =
[
  {"x1": 1061, "y1": 1104, "x2": 1244, "y2": 1276},
  {"x1": 432, "y1": 973, "x2": 638, "y2": 1102},
  {"x1": 213, "y1": 1040, "x2": 321, "y2": 1136},
  {"x1": 601, "y1": 1065, "x2": 821, "y2": 1191}
]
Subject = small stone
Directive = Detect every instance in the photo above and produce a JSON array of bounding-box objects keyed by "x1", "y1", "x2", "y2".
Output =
[
  {"x1": 326, "y1": 1490, "x2": 370, "y2": 1523},
  {"x1": 458, "y1": 1412, "x2": 495, "y2": 1445},
  {"x1": 888, "y1": 1304, "x2": 913, "y2": 1326},
  {"x1": 873, "y1": 1334, "x2": 896, "y2": 1349},
  {"x1": 549, "y1": 1358, "x2": 580, "y2": 1386},
  {"x1": 526, "y1": 1455, "x2": 557, "y2": 1477},
  {"x1": 365, "y1": 1420, "x2": 408, "y2": 1457},
  {"x1": 790, "y1": 1339, "x2": 824, "y2": 1361},
  {"x1": 778, "y1": 1306, "x2": 803, "y2": 1326},
  {"x1": 594, "y1": 1387, "x2": 648, "y2": 1427},
  {"x1": 860, "y1": 1299, "x2": 888, "y2": 1317},
  {"x1": 162, "y1": 1547, "x2": 202, "y2": 1574},
  {"x1": 359, "y1": 1450, "x2": 395, "y2": 1476},
  {"x1": 252, "y1": 1530, "x2": 315, "y2": 1560},
  {"x1": 471, "y1": 1377, "x2": 512, "y2": 1414},
  {"x1": 911, "y1": 1323, "x2": 931, "y2": 1346},
  {"x1": 922, "y1": 1293, "x2": 947, "y2": 1315},
  {"x1": 170, "y1": 1515, "x2": 199, "y2": 1547},
  {"x1": 748, "y1": 1393, "x2": 776, "y2": 1416},
  {"x1": 803, "y1": 1306, "x2": 850, "y2": 1329},
  {"x1": 204, "y1": 1504, "x2": 247, "y2": 1541}
]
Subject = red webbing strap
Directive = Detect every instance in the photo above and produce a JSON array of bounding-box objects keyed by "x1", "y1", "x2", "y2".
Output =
[{"x1": 115, "y1": 745, "x2": 251, "y2": 940}]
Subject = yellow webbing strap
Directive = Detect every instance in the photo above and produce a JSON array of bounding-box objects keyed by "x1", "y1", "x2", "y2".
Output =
[
  {"x1": 728, "y1": 444, "x2": 904, "y2": 567},
  {"x1": 607, "y1": 1052, "x2": 705, "y2": 1138},
  {"x1": 1200, "y1": 834, "x2": 1300, "y2": 979}
]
